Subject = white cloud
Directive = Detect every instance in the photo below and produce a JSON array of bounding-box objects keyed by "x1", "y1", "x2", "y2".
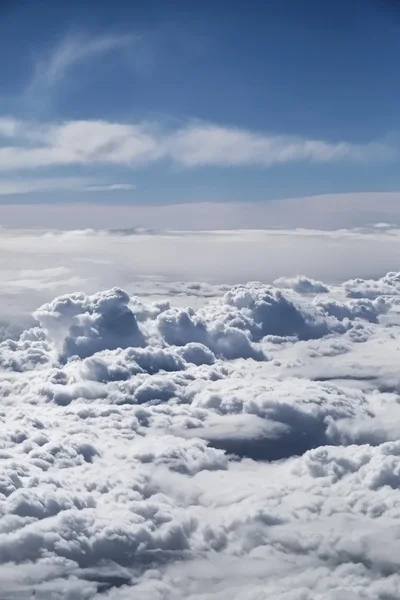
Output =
[
  {"x1": 1, "y1": 226, "x2": 400, "y2": 324},
  {"x1": 83, "y1": 183, "x2": 136, "y2": 192},
  {"x1": 274, "y1": 275, "x2": 329, "y2": 294},
  {"x1": 3, "y1": 26, "x2": 400, "y2": 600},
  {"x1": 0, "y1": 118, "x2": 396, "y2": 173},
  {"x1": 166, "y1": 122, "x2": 396, "y2": 167},
  {"x1": 343, "y1": 271, "x2": 400, "y2": 299},
  {"x1": 2, "y1": 269, "x2": 400, "y2": 597}
]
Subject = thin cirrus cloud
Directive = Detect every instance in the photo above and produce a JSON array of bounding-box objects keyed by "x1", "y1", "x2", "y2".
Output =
[
  {"x1": 0, "y1": 177, "x2": 135, "y2": 196},
  {"x1": 0, "y1": 118, "x2": 396, "y2": 173},
  {"x1": 26, "y1": 32, "x2": 136, "y2": 95}
]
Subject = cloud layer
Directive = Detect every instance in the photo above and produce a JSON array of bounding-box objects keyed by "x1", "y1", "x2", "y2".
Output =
[
  {"x1": 2, "y1": 226, "x2": 400, "y2": 325},
  {"x1": 2, "y1": 265, "x2": 400, "y2": 597},
  {"x1": 0, "y1": 118, "x2": 395, "y2": 175},
  {"x1": 2, "y1": 192, "x2": 400, "y2": 230}
]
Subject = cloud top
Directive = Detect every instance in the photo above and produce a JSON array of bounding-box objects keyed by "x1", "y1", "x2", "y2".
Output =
[{"x1": 1, "y1": 272, "x2": 400, "y2": 597}]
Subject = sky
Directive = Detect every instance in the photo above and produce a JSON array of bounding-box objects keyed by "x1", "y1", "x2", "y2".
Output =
[{"x1": 0, "y1": 0, "x2": 400, "y2": 215}]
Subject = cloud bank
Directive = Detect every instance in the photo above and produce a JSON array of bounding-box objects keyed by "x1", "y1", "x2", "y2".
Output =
[
  {"x1": 2, "y1": 191, "x2": 400, "y2": 230},
  {"x1": 2, "y1": 226, "x2": 400, "y2": 324},
  {"x1": 2, "y1": 264, "x2": 400, "y2": 597},
  {"x1": 0, "y1": 118, "x2": 395, "y2": 175}
]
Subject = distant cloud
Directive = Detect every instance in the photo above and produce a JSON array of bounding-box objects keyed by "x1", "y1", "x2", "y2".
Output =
[
  {"x1": 0, "y1": 118, "x2": 396, "y2": 174},
  {"x1": 83, "y1": 183, "x2": 136, "y2": 192},
  {"x1": 274, "y1": 275, "x2": 329, "y2": 294},
  {"x1": 3, "y1": 191, "x2": 400, "y2": 232},
  {"x1": 0, "y1": 178, "x2": 135, "y2": 196},
  {"x1": 2, "y1": 225, "x2": 400, "y2": 323}
]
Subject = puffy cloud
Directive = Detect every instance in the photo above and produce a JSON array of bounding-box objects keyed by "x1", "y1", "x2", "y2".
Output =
[
  {"x1": 1, "y1": 273, "x2": 400, "y2": 597},
  {"x1": 344, "y1": 271, "x2": 400, "y2": 299},
  {"x1": 314, "y1": 295, "x2": 389, "y2": 324},
  {"x1": 155, "y1": 305, "x2": 263, "y2": 360},
  {"x1": 274, "y1": 275, "x2": 329, "y2": 294},
  {"x1": 3, "y1": 227, "x2": 400, "y2": 327},
  {"x1": 33, "y1": 288, "x2": 145, "y2": 360}
]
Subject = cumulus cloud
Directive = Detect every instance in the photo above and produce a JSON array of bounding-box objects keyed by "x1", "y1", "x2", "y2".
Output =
[
  {"x1": 34, "y1": 288, "x2": 145, "y2": 360},
  {"x1": 2, "y1": 264, "x2": 400, "y2": 597},
  {"x1": 274, "y1": 274, "x2": 329, "y2": 294},
  {"x1": 344, "y1": 271, "x2": 400, "y2": 299}
]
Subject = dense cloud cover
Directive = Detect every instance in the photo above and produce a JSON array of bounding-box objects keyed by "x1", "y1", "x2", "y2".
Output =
[
  {"x1": 3, "y1": 225, "x2": 400, "y2": 323},
  {"x1": 2, "y1": 273, "x2": 400, "y2": 598}
]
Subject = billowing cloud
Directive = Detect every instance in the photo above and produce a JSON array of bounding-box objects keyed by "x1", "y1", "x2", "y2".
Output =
[
  {"x1": 34, "y1": 287, "x2": 145, "y2": 360},
  {"x1": 1, "y1": 269, "x2": 400, "y2": 597},
  {"x1": 344, "y1": 271, "x2": 400, "y2": 299},
  {"x1": 274, "y1": 274, "x2": 329, "y2": 294}
]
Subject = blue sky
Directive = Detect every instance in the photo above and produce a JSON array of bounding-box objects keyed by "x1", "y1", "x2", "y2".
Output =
[{"x1": 0, "y1": 0, "x2": 399, "y2": 205}]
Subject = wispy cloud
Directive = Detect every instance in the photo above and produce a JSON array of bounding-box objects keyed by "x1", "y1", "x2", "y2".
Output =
[
  {"x1": 83, "y1": 183, "x2": 136, "y2": 192},
  {"x1": 0, "y1": 117, "x2": 20, "y2": 137},
  {"x1": 0, "y1": 117, "x2": 396, "y2": 173},
  {"x1": 26, "y1": 32, "x2": 136, "y2": 100},
  {"x1": 0, "y1": 177, "x2": 135, "y2": 196}
]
